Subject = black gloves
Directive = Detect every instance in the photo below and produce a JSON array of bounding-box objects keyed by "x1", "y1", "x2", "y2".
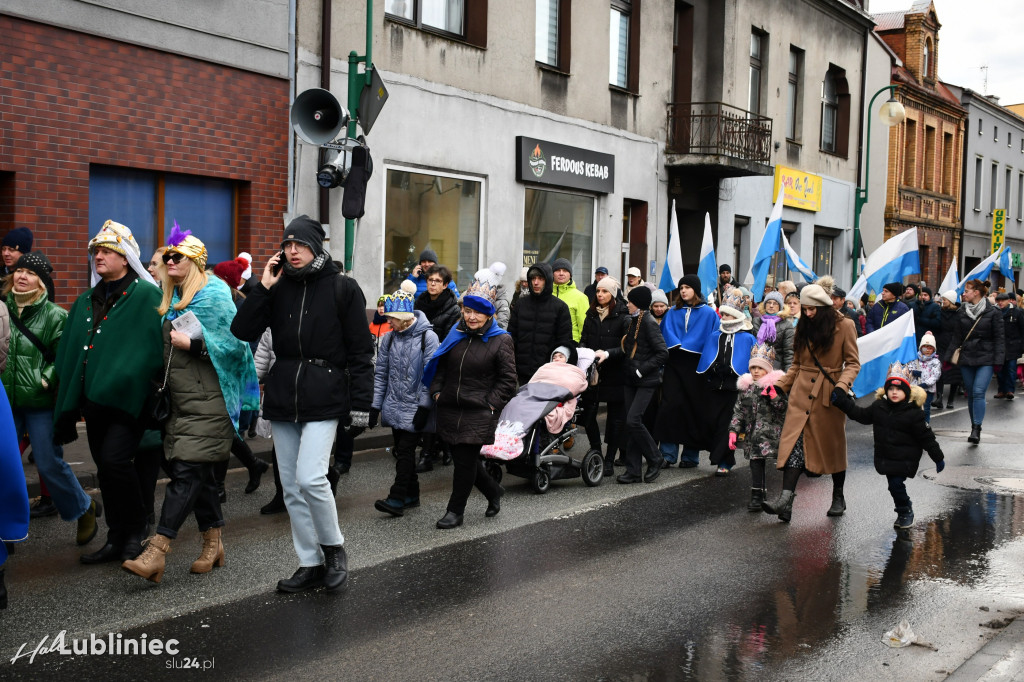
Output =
[
  {"x1": 412, "y1": 407, "x2": 430, "y2": 431},
  {"x1": 830, "y1": 388, "x2": 850, "y2": 407},
  {"x1": 911, "y1": 369, "x2": 922, "y2": 378},
  {"x1": 368, "y1": 408, "x2": 380, "y2": 429}
]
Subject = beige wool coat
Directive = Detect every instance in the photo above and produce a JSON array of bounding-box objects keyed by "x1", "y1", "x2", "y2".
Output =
[{"x1": 775, "y1": 315, "x2": 860, "y2": 474}]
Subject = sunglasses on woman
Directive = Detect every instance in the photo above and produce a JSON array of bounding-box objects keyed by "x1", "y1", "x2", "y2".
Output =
[{"x1": 162, "y1": 251, "x2": 185, "y2": 264}]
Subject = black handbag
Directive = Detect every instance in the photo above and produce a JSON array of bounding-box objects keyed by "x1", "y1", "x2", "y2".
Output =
[{"x1": 147, "y1": 347, "x2": 174, "y2": 427}]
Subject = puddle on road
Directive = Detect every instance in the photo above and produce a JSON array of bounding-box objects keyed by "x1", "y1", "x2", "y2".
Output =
[{"x1": 624, "y1": 491, "x2": 1024, "y2": 680}]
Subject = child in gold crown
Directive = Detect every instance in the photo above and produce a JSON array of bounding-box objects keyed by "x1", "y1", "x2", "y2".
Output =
[
  {"x1": 831, "y1": 363, "x2": 945, "y2": 529},
  {"x1": 728, "y1": 343, "x2": 787, "y2": 511}
]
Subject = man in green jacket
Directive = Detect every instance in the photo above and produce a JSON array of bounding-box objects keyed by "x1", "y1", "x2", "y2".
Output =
[
  {"x1": 551, "y1": 258, "x2": 590, "y2": 343},
  {"x1": 53, "y1": 220, "x2": 164, "y2": 565}
]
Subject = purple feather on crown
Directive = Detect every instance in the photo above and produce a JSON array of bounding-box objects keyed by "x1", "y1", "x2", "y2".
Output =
[{"x1": 167, "y1": 221, "x2": 191, "y2": 247}]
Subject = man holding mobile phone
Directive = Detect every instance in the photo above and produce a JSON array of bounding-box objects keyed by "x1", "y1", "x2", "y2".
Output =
[{"x1": 231, "y1": 215, "x2": 373, "y2": 594}]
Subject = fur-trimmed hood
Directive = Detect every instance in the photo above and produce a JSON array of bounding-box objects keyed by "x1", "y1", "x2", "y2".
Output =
[
  {"x1": 875, "y1": 384, "x2": 927, "y2": 407},
  {"x1": 737, "y1": 369, "x2": 785, "y2": 391}
]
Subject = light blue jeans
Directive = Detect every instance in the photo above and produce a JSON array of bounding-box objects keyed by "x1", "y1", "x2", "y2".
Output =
[
  {"x1": 16, "y1": 408, "x2": 91, "y2": 521},
  {"x1": 959, "y1": 365, "x2": 994, "y2": 426},
  {"x1": 271, "y1": 420, "x2": 343, "y2": 566}
]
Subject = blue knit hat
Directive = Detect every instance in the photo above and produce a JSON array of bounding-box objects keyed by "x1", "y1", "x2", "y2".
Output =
[{"x1": 383, "y1": 280, "x2": 417, "y2": 320}]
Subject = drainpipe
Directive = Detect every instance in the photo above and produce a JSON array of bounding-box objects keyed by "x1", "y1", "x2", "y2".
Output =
[
  {"x1": 287, "y1": 0, "x2": 296, "y2": 217},
  {"x1": 319, "y1": 0, "x2": 332, "y2": 235}
]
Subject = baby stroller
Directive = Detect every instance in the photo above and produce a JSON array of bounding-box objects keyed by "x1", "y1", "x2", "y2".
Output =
[{"x1": 481, "y1": 349, "x2": 603, "y2": 493}]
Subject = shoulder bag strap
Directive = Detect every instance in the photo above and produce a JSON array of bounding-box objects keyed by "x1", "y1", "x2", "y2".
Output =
[
  {"x1": 810, "y1": 351, "x2": 838, "y2": 387},
  {"x1": 9, "y1": 313, "x2": 55, "y2": 364},
  {"x1": 960, "y1": 313, "x2": 983, "y2": 346}
]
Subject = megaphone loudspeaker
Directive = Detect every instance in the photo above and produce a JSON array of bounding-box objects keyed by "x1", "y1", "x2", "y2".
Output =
[{"x1": 291, "y1": 88, "x2": 348, "y2": 145}]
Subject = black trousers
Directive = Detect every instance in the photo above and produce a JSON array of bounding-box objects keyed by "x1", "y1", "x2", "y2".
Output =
[
  {"x1": 583, "y1": 395, "x2": 624, "y2": 455},
  {"x1": 83, "y1": 405, "x2": 154, "y2": 540},
  {"x1": 622, "y1": 385, "x2": 662, "y2": 476},
  {"x1": 333, "y1": 423, "x2": 355, "y2": 468},
  {"x1": 389, "y1": 429, "x2": 420, "y2": 500},
  {"x1": 157, "y1": 459, "x2": 224, "y2": 539},
  {"x1": 447, "y1": 443, "x2": 501, "y2": 515}
]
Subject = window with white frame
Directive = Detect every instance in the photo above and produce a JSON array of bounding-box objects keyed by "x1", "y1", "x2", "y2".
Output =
[{"x1": 385, "y1": 0, "x2": 469, "y2": 38}]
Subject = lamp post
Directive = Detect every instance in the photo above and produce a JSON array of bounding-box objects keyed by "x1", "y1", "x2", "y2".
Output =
[{"x1": 852, "y1": 84, "x2": 906, "y2": 287}]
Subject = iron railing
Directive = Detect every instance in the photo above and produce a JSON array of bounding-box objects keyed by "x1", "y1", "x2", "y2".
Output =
[{"x1": 667, "y1": 102, "x2": 773, "y2": 166}]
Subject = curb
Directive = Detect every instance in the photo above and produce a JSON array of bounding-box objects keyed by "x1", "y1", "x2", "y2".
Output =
[{"x1": 946, "y1": 616, "x2": 1024, "y2": 681}]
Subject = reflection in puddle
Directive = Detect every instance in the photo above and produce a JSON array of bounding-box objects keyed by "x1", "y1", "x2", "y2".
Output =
[{"x1": 671, "y1": 492, "x2": 1024, "y2": 679}]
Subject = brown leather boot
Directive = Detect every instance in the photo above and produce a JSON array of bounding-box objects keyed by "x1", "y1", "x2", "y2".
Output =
[
  {"x1": 190, "y1": 528, "x2": 225, "y2": 574},
  {"x1": 121, "y1": 534, "x2": 171, "y2": 583}
]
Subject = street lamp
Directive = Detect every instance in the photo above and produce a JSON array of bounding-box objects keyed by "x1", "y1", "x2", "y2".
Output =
[{"x1": 852, "y1": 85, "x2": 906, "y2": 286}]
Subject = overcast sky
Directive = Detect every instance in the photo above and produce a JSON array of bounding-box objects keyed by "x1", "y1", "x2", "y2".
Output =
[{"x1": 868, "y1": 0, "x2": 1024, "y2": 105}]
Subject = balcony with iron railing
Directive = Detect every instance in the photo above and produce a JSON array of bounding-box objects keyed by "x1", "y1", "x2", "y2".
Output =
[{"x1": 666, "y1": 102, "x2": 773, "y2": 176}]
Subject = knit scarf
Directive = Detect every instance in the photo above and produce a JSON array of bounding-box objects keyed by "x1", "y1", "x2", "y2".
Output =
[
  {"x1": 596, "y1": 304, "x2": 610, "y2": 321},
  {"x1": 13, "y1": 287, "x2": 43, "y2": 316},
  {"x1": 756, "y1": 313, "x2": 779, "y2": 343},
  {"x1": 720, "y1": 315, "x2": 747, "y2": 334},
  {"x1": 164, "y1": 276, "x2": 260, "y2": 431},
  {"x1": 965, "y1": 298, "x2": 987, "y2": 320},
  {"x1": 283, "y1": 251, "x2": 330, "y2": 281}
]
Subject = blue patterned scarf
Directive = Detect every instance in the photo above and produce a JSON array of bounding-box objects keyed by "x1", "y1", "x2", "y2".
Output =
[
  {"x1": 422, "y1": 317, "x2": 508, "y2": 388},
  {"x1": 164, "y1": 276, "x2": 260, "y2": 432}
]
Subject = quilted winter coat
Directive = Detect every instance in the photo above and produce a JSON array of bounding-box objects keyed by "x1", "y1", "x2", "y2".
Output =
[
  {"x1": 729, "y1": 369, "x2": 787, "y2": 460},
  {"x1": 2, "y1": 291, "x2": 65, "y2": 410},
  {"x1": 775, "y1": 314, "x2": 860, "y2": 474},
  {"x1": 372, "y1": 311, "x2": 439, "y2": 433}
]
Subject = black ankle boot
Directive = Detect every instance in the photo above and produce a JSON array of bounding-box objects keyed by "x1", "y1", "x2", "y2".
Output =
[
  {"x1": 762, "y1": 490, "x2": 796, "y2": 523},
  {"x1": 415, "y1": 452, "x2": 435, "y2": 473},
  {"x1": 748, "y1": 488, "x2": 765, "y2": 512},
  {"x1": 436, "y1": 511, "x2": 463, "y2": 529},
  {"x1": 260, "y1": 491, "x2": 286, "y2": 515},
  {"x1": 826, "y1": 493, "x2": 846, "y2": 517},
  {"x1": 968, "y1": 424, "x2": 981, "y2": 444},
  {"x1": 245, "y1": 459, "x2": 269, "y2": 494},
  {"x1": 320, "y1": 545, "x2": 348, "y2": 591},
  {"x1": 276, "y1": 565, "x2": 325, "y2": 593}
]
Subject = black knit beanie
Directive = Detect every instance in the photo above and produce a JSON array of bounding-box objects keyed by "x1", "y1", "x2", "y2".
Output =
[{"x1": 281, "y1": 215, "x2": 325, "y2": 254}]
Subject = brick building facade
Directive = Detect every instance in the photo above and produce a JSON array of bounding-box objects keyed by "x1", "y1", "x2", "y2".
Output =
[
  {"x1": 874, "y1": 1, "x2": 965, "y2": 287},
  {"x1": 0, "y1": 15, "x2": 289, "y2": 306}
]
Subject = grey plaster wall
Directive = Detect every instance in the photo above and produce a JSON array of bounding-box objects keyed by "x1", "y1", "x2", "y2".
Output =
[{"x1": 2, "y1": 0, "x2": 290, "y2": 77}]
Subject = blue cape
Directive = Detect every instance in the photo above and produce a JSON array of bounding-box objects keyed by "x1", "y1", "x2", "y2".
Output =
[
  {"x1": 422, "y1": 318, "x2": 508, "y2": 388},
  {"x1": 0, "y1": 378, "x2": 28, "y2": 564},
  {"x1": 164, "y1": 276, "x2": 260, "y2": 432},
  {"x1": 661, "y1": 303, "x2": 719, "y2": 352},
  {"x1": 697, "y1": 329, "x2": 756, "y2": 376}
]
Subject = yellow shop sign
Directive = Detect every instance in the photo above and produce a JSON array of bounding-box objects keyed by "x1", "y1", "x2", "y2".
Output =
[{"x1": 773, "y1": 166, "x2": 822, "y2": 212}]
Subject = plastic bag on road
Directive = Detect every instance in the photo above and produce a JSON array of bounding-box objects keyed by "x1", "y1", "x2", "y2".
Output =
[{"x1": 882, "y1": 619, "x2": 915, "y2": 648}]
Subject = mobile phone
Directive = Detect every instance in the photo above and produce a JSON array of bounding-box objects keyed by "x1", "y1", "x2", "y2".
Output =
[{"x1": 271, "y1": 250, "x2": 285, "y2": 275}]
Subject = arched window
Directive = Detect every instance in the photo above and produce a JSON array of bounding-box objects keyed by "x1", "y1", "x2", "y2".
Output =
[
  {"x1": 820, "y1": 65, "x2": 850, "y2": 156},
  {"x1": 923, "y1": 38, "x2": 932, "y2": 79}
]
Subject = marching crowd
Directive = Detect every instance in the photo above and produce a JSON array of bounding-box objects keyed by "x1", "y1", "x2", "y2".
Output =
[{"x1": 1, "y1": 215, "x2": 1021, "y2": 609}]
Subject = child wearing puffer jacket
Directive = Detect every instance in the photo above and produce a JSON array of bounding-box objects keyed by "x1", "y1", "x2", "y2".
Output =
[
  {"x1": 831, "y1": 362, "x2": 944, "y2": 530},
  {"x1": 728, "y1": 343, "x2": 788, "y2": 512}
]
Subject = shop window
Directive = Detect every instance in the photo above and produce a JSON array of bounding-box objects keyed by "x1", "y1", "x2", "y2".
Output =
[
  {"x1": 524, "y1": 189, "x2": 594, "y2": 280},
  {"x1": 88, "y1": 166, "x2": 235, "y2": 266},
  {"x1": 383, "y1": 168, "x2": 481, "y2": 294},
  {"x1": 385, "y1": 0, "x2": 487, "y2": 47}
]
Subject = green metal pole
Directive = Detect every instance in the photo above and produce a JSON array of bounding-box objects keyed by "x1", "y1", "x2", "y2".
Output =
[
  {"x1": 852, "y1": 84, "x2": 898, "y2": 288},
  {"x1": 344, "y1": 0, "x2": 373, "y2": 273}
]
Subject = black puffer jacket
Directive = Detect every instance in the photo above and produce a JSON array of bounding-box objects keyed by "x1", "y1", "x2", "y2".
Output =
[
  {"x1": 415, "y1": 288, "x2": 461, "y2": 342},
  {"x1": 231, "y1": 262, "x2": 374, "y2": 422},
  {"x1": 507, "y1": 262, "x2": 574, "y2": 382},
  {"x1": 580, "y1": 301, "x2": 629, "y2": 401},
  {"x1": 942, "y1": 300, "x2": 1004, "y2": 368},
  {"x1": 935, "y1": 306, "x2": 959, "y2": 357},
  {"x1": 430, "y1": 319, "x2": 517, "y2": 445},
  {"x1": 834, "y1": 388, "x2": 943, "y2": 478},
  {"x1": 608, "y1": 311, "x2": 668, "y2": 388},
  {"x1": 1000, "y1": 304, "x2": 1024, "y2": 361}
]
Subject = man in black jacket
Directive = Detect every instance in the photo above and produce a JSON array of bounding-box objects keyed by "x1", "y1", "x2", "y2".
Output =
[
  {"x1": 507, "y1": 262, "x2": 574, "y2": 384},
  {"x1": 912, "y1": 286, "x2": 943, "y2": 344},
  {"x1": 995, "y1": 292, "x2": 1024, "y2": 399},
  {"x1": 583, "y1": 266, "x2": 609, "y2": 306},
  {"x1": 231, "y1": 215, "x2": 373, "y2": 594}
]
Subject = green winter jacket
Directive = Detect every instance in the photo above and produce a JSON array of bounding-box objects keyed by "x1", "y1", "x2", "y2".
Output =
[
  {"x1": 552, "y1": 279, "x2": 590, "y2": 343},
  {"x1": 161, "y1": 321, "x2": 234, "y2": 463},
  {"x1": 2, "y1": 292, "x2": 66, "y2": 410}
]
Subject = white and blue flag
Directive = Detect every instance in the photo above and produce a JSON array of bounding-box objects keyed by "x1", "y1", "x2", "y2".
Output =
[
  {"x1": 862, "y1": 228, "x2": 921, "y2": 295},
  {"x1": 1000, "y1": 244, "x2": 1015, "y2": 284},
  {"x1": 937, "y1": 260, "x2": 959, "y2": 301},
  {"x1": 957, "y1": 246, "x2": 1003, "y2": 292},
  {"x1": 781, "y1": 232, "x2": 817, "y2": 283},
  {"x1": 851, "y1": 311, "x2": 918, "y2": 398},
  {"x1": 697, "y1": 213, "x2": 718, "y2": 302},
  {"x1": 659, "y1": 200, "x2": 685, "y2": 292},
  {"x1": 748, "y1": 188, "x2": 784, "y2": 302}
]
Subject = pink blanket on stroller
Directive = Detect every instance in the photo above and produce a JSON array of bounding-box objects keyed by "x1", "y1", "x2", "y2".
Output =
[{"x1": 480, "y1": 362, "x2": 589, "y2": 461}]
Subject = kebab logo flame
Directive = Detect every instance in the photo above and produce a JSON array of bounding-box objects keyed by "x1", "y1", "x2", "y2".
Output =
[{"x1": 529, "y1": 144, "x2": 546, "y2": 178}]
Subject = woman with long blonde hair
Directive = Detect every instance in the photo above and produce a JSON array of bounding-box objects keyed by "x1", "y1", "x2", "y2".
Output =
[{"x1": 122, "y1": 225, "x2": 259, "y2": 584}]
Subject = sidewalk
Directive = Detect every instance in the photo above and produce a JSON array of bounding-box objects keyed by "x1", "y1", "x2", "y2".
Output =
[{"x1": 946, "y1": 616, "x2": 1024, "y2": 681}]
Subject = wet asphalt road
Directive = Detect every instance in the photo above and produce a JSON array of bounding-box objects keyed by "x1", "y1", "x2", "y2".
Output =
[{"x1": 5, "y1": 397, "x2": 1024, "y2": 680}]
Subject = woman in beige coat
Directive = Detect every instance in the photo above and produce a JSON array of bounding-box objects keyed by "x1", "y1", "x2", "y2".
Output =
[{"x1": 762, "y1": 278, "x2": 860, "y2": 522}]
